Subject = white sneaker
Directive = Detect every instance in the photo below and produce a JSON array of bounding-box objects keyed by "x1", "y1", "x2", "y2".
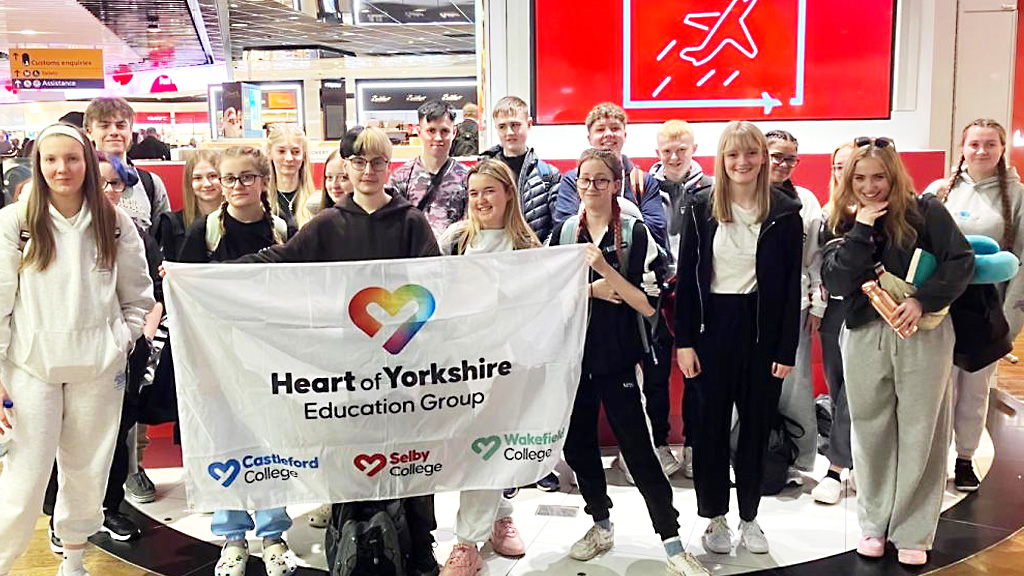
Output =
[
  {"x1": 812, "y1": 476, "x2": 843, "y2": 505},
  {"x1": 308, "y1": 503, "x2": 331, "y2": 528},
  {"x1": 658, "y1": 446, "x2": 682, "y2": 476},
  {"x1": 701, "y1": 516, "x2": 733, "y2": 554},
  {"x1": 739, "y1": 519, "x2": 769, "y2": 554},
  {"x1": 569, "y1": 524, "x2": 614, "y2": 560},
  {"x1": 613, "y1": 453, "x2": 635, "y2": 485},
  {"x1": 667, "y1": 551, "x2": 711, "y2": 575},
  {"x1": 56, "y1": 563, "x2": 91, "y2": 576},
  {"x1": 681, "y1": 446, "x2": 694, "y2": 479},
  {"x1": 786, "y1": 467, "x2": 805, "y2": 487},
  {"x1": 849, "y1": 469, "x2": 857, "y2": 493}
]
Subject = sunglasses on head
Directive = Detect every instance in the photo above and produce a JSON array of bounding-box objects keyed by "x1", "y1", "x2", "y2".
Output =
[{"x1": 854, "y1": 136, "x2": 895, "y2": 150}]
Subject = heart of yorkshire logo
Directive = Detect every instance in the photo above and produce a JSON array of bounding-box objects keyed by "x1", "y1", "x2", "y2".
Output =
[
  {"x1": 208, "y1": 459, "x2": 241, "y2": 487},
  {"x1": 349, "y1": 285, "x2": 436, "y2": 355},
  {"x1": 472, "y1": 436, "x2": 501, "y2": 461},
  {"x1": 353, "y1": 453, "x2": 388, "y2": 477}
]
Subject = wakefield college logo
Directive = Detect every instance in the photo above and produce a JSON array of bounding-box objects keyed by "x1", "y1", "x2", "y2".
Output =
[{"x1": 349, "y1": 284, "x2": 436, "y2": 354}]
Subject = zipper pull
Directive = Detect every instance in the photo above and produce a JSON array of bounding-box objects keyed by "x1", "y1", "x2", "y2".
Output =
[{"x1": 700, "y1": 323, "x2": 705, "y2": 334}]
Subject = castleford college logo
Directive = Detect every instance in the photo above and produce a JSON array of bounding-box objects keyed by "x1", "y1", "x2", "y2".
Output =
[
  {"x1": 349, "y1": 285, "x2": 436, "y2": 354},
  {"x1": 208, "y1": 459, "x2": 241, "y2": 487}
]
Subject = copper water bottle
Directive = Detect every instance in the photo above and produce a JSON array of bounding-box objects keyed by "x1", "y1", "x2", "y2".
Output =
[{"x1": 862, "y1": 280, "x2": 917, "y2": 339}]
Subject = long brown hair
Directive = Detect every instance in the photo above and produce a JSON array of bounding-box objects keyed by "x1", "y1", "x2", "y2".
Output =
[
  {"x1": 945, "y1": 119, "x2": 1015, "y2": 250},
  {"x1": 182, "y1": 149, "x2": 222, "y2": 229},
  {"x1": 217, "y1": 146, "x2": 283, "y2": 245},
  {"x1": 829, "y1": 142, "x2": 921, "y2": 250},
  {"x1": 24, "y1": 124, "x2": 118, "y2": 271},
  {"x1": 711, "y1": 121, "x2": 771, "y2": 223},
  {"x1": 576, "y1": 148, "x2": 625, "y2": 266},
  {"x1": 451, "y1": 158, "x2": 540, "y2": 253},
  {"x1": 266, "y1": 123, "x2": 315, "y2": 228}
]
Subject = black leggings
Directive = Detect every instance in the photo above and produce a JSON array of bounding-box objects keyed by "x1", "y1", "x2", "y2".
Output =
[{"x1": 564, "y1": 366, "x2": 680, "y2": 540}]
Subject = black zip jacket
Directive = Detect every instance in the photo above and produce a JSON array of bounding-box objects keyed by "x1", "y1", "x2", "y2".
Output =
[
  {"x1": 480, "y1": 145, "x2": 561, "y2": 242},
  {"x1": 821, "y1": 194, "x2": 974, "y2": 329},
  {"x1": 674, "y1": 185, "x2": 804, "y2": 366}
]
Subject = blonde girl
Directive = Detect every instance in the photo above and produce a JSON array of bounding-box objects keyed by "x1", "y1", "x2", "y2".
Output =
[{"x1": 266, "y1": 123, "x2": 316, "y2": 229}]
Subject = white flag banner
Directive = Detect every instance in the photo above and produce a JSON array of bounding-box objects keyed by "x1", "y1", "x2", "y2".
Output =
[{"x1": 163, "y1": 245, "x2": 588, "y2": 511}]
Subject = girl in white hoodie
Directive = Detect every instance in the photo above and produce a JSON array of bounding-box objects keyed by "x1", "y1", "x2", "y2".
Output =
[
  {"x1": 924, "y1": 118, "x2": 1024, "y2": 492},
  {"x1": 0, "y1": 123, "x2": 154, "y2": 576}
]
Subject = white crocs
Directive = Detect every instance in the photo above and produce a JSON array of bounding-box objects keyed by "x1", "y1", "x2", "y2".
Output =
[
  {"x1": 215, "y1": 543, "x2": 249, "y2": 576},
  {"x1": 261, "y1": 541, "x2": 297, "y2": 576},
  {"x1": 309, "y1": 504, "x2": 332, "y2": 529}
]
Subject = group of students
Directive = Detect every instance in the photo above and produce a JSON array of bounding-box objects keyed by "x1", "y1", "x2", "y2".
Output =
[{"x1": 0, "y1": 92, "x2": 1020, "y2": 576}]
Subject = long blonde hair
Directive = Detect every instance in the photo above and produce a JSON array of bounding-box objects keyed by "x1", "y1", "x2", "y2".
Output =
[
  {"x1": 24, "y1": 124, "x2": 118, "y2": 271},
  {"x1": 452, "y1": 158, "x2": 540, "y2": 253},
  {"x1": 826, "y1": 142, "x2": 856, "y2": 217},
  {"x1": 711, "y1": 121, "x2": 771, "y2": 223},
  {"x1": 829, "y1": 142, "x2": 920, "y2": 250},
  {"x1": 265, "y1": 123, "x2": 315, "y2": 228},
  {"x1": 182, "y1": 149, "x2": 222, "y2": 229}
]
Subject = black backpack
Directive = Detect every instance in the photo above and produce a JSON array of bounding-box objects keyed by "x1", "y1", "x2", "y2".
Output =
[
  {"x1": 450, "y1": 120, "x2": 479, "y2": 157},
  {"x1": 326, "y1": 500, "x2": 411, "y2": 576},
  {"x1": 761, "y1": 414, "x2": 804, "y2": 496}
]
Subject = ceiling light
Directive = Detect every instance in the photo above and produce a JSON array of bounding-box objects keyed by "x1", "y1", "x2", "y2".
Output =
[
  {"x1": 288, "y1": 16, "x2": 299, "y2": 19},
  {"x1": 232, "y1": 23, "x2": 248, "y2": 27},
  {"x1": 17, "y1": 29, "x2": 39, "y2": 35}
]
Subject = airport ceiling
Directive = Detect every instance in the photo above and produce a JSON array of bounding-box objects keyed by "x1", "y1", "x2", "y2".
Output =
[{"x1": 0, "y1": 0, "x2": 475, "y2": 73}]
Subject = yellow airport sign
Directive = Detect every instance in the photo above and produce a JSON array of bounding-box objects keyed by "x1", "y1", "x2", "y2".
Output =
[{"x1": 9, "y1": 48, "x2": 104, "y2": 90}]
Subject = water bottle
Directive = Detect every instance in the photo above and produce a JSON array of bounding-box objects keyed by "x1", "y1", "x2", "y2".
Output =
[{"x1": 0, "y1": 398, "x2": 13, "y2": 458}]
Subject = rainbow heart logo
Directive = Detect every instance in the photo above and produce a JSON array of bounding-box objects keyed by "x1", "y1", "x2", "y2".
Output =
[{"x1": 349, "y1": 285, "x2": 436, "y2": 355}]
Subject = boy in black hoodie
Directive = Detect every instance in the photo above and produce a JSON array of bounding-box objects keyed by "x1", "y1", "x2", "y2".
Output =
[{"x1": 237, "y1": 127, "x2": 441, "y2": 575}]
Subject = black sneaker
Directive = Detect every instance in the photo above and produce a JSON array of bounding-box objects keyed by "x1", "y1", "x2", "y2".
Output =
[
  {"x1": 535, "y1": 472, "x2": 560, "y2": 492},
  {"x1": 954, "y1": 459, "x2": 980, "y2": 492},
  {"x1": 101, "y1": 511, "x2": 142, "y2": 541},
  {"x1": 408, "y1": 543, "x2": 440, "y2": 576},
  {"x1": 503, "y1": 487, "x2": 519, "y2": 499},
  {"x1": 125, "y1": 468, "x2": 157, "y2": 504},
  {"x1": 48, "y1": 517, "x2": 63, "y2": 555}
]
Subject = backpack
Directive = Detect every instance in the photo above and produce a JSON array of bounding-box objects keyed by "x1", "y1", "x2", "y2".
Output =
[
  {"x1": 204, "y1": 208, "x2": 288, "y2": 253},
  {"x1": 760, "y1": 414, "x2": 805, "y2": 495},
  {"x1": 450, "y1": 120, "x2": 479, "y2": 157},
  {"x1": 137, "y1": 168, "x2": 157, "y2": 209},
  {"x1": 326, "y1": 500, "x2": 411, "y2": 576},
  {"x1": 559, "y1": 214, "x2": 650, "y2": 352}
]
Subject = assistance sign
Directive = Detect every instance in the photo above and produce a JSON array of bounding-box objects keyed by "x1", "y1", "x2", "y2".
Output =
[{"x1": 9, "y1": 48, "x2": 104, "y2": 90}]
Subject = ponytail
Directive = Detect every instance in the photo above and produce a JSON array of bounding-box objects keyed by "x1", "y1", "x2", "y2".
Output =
[
  {"x1": 998, "y1": 158, "x2": 1015, "y2": 250},
  {"x1": 262, "y1": 192, "x2": 284, "y2": 244}
]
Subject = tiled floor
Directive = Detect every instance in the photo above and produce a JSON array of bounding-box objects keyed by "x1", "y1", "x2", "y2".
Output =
[{"x1": 131, "y1": 440, "x2": 993, "y2": 575}]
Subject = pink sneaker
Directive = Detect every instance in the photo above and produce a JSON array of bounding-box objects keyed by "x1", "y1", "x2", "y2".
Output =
[
  {"x1": 439, "y1": 542, "x2": 483, "y2": 576},
  {"x1": 856, "y1": 536, "x2": 885, "y2": 558},
  {"x1": 489, "y1": 516, "x2": 526, "y2": 557},
  {"x1": 897, "y1": 549, "x2": 927, "y2": 565}
]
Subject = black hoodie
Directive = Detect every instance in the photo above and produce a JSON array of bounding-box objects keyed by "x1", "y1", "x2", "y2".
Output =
[
  {"x1": 674, "y1": 185, "x2": 804, "y2": 366},
  {"x1": 236, "y1": 193, "x2": 440, "y2": 263}
]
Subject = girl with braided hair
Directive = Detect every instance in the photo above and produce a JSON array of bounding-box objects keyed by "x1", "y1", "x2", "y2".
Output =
[
  {"x1": 923, "y1": 118, "x2": 1024, "y2": 492},
  {"x1": 550, "y1": 149, "x2": 708, "y2": 576},
  {"x1": 674, "y1": 121, "x2": 803, "y2": 556},
  {"x1": 177, "y1": 146, "x2": 295, "y2": 576}
]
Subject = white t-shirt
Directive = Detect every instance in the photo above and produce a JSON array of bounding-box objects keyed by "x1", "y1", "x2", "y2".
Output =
[
  {"x1": 463, "y1": 228, "x2": 515, "y2": 254},
  {"x1": 711, "y1": 203, "x2": 760, "y2": 294}
]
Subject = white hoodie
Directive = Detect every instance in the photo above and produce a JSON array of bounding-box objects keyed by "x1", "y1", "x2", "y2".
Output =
[
  {"x1": 0, "y1": 200, "x2": 154, "y2": 383},
  {"x1": 794, "y1": 185, "x2": 826, "y2": 317}
]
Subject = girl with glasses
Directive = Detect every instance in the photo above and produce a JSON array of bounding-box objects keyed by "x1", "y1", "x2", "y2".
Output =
[
  {"x1": 923, "y1": 119, "x2": 1024, "y2": 493},
  {"x1": 0, "y1": 123, "x2": 154, "y2": 576},
  {"x1": 812, "y1": 141, "x2": 858, "y2": 505},
  {"x1": 675, "y1": 121, "x2": 803, "y2": 557},
  {"x1": 823, "y1": 137, "x2": 973, "y2": 566},
  {"x1": 764, "y1": 130, "x2": 825, "y2": 479},
  {"x1": 550, "y1": 148, "x2": 708, "y2": 576},
  {"x1": 178, "y1": 146, "x2": 295, "y2": 576}
]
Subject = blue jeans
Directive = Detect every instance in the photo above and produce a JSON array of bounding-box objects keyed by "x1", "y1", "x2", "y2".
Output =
[{"x1": 211, "y1": 508, "x2": 292, "y2": 542}]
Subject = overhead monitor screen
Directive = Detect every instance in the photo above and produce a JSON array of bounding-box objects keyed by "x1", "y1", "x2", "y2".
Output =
[{"x1": 533, "y1": 0, "x2": 896, "y2": 124}]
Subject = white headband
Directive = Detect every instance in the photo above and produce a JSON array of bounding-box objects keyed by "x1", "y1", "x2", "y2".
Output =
[{"x1": 37, "y1": 123, "x2": 86, "y2": 147}]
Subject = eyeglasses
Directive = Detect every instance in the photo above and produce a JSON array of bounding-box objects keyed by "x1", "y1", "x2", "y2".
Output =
[
  {"x1": 102, "y1": 180, "x2": 126, "y2": 192},
  {"x1": 769, "y1": 152, "x2": 800, "y2": 167},
  {"x1": 349, "y1": 157, "x2": 389, "y2": 172},
  {"x1": 854, "y1": 136, "x2": 895, "y2": 150},
  {"x1": 578, "y1": 177, "x2": 613, "y2": 191},
  {"x1": 220, "y1": 173, "x2": 260, "y2": 187}
]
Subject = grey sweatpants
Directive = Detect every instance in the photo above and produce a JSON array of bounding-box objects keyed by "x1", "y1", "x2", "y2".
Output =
[
  {"x1": 778, "y1": 308, "x2": 818, "y2": 470},
  {"x1": 842, "y1": 317, "x2": 954, "y2": 550}
]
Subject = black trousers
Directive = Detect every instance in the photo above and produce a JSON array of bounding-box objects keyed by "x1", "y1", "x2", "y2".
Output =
[
  {"x1": 691, "y1": 294, "x2": 782, "y2": 522},
  {"x1": 564, "y1": 366, "x2": 680, "y2": 540},
  {"x1": 44, "y1": 339, "x2": 148, "y2": 516},
  {"x1": 641, "y1": 321, "x2": 674, "y2": 447},
  {"x1": 820, "y1": 298, "x2": 854, "y2": 469}
]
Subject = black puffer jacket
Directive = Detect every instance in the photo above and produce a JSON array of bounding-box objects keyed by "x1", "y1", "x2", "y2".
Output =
[{"x1": 480, "y1": 145, "x2": 561, "y2": 242}]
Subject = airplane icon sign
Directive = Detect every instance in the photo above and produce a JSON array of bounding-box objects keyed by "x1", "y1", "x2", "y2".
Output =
[{"x1": 680, "y1": 0, "x2": 760, "y2": 67}]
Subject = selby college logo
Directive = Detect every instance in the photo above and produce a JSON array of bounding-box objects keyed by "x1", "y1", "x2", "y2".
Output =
[
  {"x1": 349, "y1": 284, "x2": 436, "y2": 354},
  {"x1": 353, "y1": 449, "x2": 442, "y2": 478}
]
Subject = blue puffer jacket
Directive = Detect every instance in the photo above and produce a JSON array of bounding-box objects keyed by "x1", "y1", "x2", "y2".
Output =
[{"x1": 480, "y1": 145, "x2": 561, "y2": 242}]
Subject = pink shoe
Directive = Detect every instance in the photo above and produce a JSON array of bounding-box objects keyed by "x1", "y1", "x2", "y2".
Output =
[
  {"x1": 897, "y1": 549, "x2": 927, "y2": 565},
  {"x1": 489, "y1": 516, "x2": 526, "y2": 557},
  {"x1": 856, "y1": 536, "x2": 885, "y2": 558},
  {"x1": 439, "y1": 542, "x2": 483, "y2": 576}
]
